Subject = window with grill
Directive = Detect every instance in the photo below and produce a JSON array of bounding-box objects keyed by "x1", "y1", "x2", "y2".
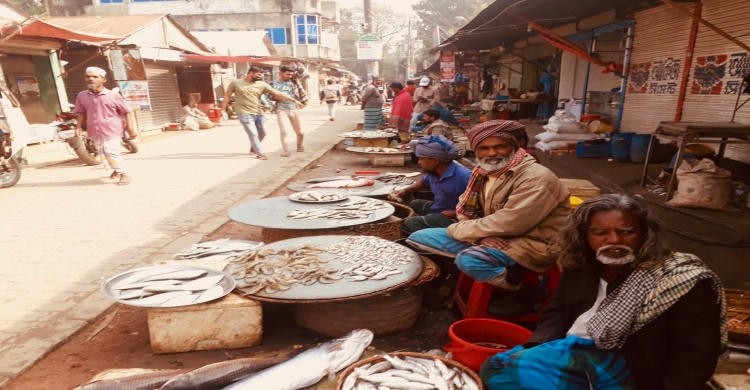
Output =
[
  {"x1": 296, "y1": 14, "x2": 320, "y2": 45},
  {"x1": 264, "y1": 28, "x2": 288, "y2": 45}
]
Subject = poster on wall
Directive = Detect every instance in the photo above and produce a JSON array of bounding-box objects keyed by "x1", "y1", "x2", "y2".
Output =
[
  {"x1": 110, "y1": 49, "x2": 148, "y2": 81},
  {"x1": 690, "y1": 52, "x2": 750, "y2": 95},
  {"x1": 440, "y1": 50, "x2": 455, "y2": 82},
  {"x1": 626, "y1": 57, "x2": 681, "y2": 95},
  {"x1": 118, "y1": 81, "x2": 152, "y2": 111},
  {"x1": 15, "y1": 76, "x2": 40, "y2": 97},
  {"x1": 356, "y1": 33, "x2": 383, "y2": 62}
]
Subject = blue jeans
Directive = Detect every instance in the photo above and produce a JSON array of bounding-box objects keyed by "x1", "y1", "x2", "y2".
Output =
[
  {"x1": 409, "y1": 112, "x2": 421, "y2": 130},
  {"x1": 408, "y1": 227, "x2": 516, "y2": 281},
  {"x1": 237, "y1": 114, "x2": 266, "y2": 154}
]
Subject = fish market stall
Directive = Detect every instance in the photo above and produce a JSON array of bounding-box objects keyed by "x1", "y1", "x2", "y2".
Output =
[
  {"x1": 338, "y1": 130, "x2": 397, "y2": 148},
  {"x1": 346, "y1": 146, "x2": 412, "y2": 167}
]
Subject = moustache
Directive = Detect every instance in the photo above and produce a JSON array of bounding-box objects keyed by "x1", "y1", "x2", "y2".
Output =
[{"x1": 595, "y1": 245, "x2": 636, "y2": 265}]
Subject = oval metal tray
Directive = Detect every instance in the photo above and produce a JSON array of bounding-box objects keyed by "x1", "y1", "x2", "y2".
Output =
[{"x1": 100, "y1": 265, "x2": 236, "y2": 308}]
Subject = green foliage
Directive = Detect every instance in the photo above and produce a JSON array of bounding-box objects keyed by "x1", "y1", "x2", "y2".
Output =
[{"x1": 6, "y1": 0, "x2": 44, "y2": 15}]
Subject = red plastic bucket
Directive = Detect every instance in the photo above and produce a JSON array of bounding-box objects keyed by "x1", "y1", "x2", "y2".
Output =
[
  {"x1": 444, "y1": 319, "x2": 532, "y2": 372},
  {"x1": 208, "y1": 108, "x2": 222, "y2": 123}
]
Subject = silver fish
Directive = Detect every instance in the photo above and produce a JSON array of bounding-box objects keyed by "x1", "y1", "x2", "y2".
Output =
[
  {"x1": 73, "y1": 369, "x2": 186, "y2": 390},
  {"x1": 197, "y1": 285, "x2": 226, "y2": 302},
  {"x1": 135, "y1": 291, "x2": 193, "y2": 306},
  {"x1": 142, "y1": 275, "x2": 224, "y2": 292},
  {"x1": 159, "y1": 353, "x2": 298, "y2": 390},
  {"x1": 141, "y1": 270, "x2": 207, "y2": 282},
  {"x1": 112, "y1": 280, "x2": 183, "y2": 290},
  {"x1": 223, "y1": 329, "x2": 374, "y2": 390}
]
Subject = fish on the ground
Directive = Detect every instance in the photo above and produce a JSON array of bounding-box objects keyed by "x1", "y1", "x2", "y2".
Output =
[
  {"x1": 74, "y1": 369, "x2": 186, "y2": 390},
  {"x1": 223, "y1": 329, "x2": 374, "y2": 390},
  {"x1": 159, "y1": 353, "x2": 298, "y2": 390},
  {"x1": 310, "y1": 178, "x2": 375, "y2": 188}
]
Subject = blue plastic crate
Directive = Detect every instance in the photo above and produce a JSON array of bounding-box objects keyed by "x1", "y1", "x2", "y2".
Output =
[{"x1": 576, "y1": 141, "x2": 612, "y2": 158}]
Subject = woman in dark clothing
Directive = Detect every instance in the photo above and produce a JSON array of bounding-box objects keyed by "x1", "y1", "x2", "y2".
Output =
[{"x1": 480, "y1": 194, "x2": 726, "y2": 390}]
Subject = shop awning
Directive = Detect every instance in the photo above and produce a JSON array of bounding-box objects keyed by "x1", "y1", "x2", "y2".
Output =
[
  {"x1": 1, "y1": 20, "x2": 121, "y2": 44},
  {"x1": 180, "y1": 54, "x2": 282, "y2": 65}
]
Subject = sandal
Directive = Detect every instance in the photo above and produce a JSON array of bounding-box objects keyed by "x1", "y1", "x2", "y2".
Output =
[
  {"x1": 117, "y1": 175, "x2": 131, "y2": 186},
  {"x1": 281, "y1": 152, "x2": 291, "y2": 157},
  {"x1": 256, "y1": 154, "x2": 268, "y2": 160},
  {"x1": 110, "y1": 171, "x2": 119, "y2": 179},
  {"x1": 297, "y1": 146, "x2": 305, "y2": 152}
]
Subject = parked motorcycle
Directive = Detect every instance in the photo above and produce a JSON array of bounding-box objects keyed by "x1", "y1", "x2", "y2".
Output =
[
  {"x1": 0, "y1": 127, "x2": 20, "y2": 188},
  {"x1": 346, "y1": 92, "x2": 361, "y2": 106},
  {"x1": 56, "y1": 112, "x2": 138, "y2": 166}
]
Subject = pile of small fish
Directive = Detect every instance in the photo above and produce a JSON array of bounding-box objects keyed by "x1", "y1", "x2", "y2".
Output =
[
  {"x1": 360, "y1": 130, "x2": 395, "y2": 139},
  {"x1": 339, "y1": 262, "x2": 403, "y2": 281},
  {"x1": 310, "y1": 178, "x2": 375, "y2": 188},
  {"x1": 340, "y1": 354, "x2": 480, "y2": 390},
  {"x1": 228, "y1": 246, "x2": 342, "y2": 295},
  {"x1": 287, "y1": 199, "x2": 387, "y2": 220},
  {"x1": 364, "y1": 147, "x2": 401, "y2": 153},
  {"x1": 106, "y1": 268, "x2": 228, "y2": 307},
  {"x1": 290, "y1": 191, "x2": 346, "y2": 202},
  {"x1": 327, "y1": 236, "x2": 414, "y2": 266},
  {"x1": 374, "y1": 174, "x2": 415, "y2": 185},
  {"x1": 173, "y1": 239, "x2": 260, "y2": 260}
]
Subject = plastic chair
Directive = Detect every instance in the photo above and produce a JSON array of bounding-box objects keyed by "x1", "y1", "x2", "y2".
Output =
[{"x1": 453, "y1": 266, "x2": 560, "y2": 322}]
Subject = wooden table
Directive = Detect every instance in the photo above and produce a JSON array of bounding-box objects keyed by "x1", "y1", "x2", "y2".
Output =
[{"x1": 639, "y1": 121, "x2": 750, "y2": 200}]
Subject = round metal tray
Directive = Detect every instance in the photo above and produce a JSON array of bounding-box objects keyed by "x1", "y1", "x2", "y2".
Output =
[
  {"x1": 228, "y1": 196, "x2": 394, "y2": 229},
  {"x1": 100, "y1": 265, "x2": 236, "y2": 308},
  {"x1": 234, "y1": 235, "x2": 423, "y2": 302},
  {"x1": 287, "y1": 180, "x2": 393, "y2": 197},
  {"x1": 346, "y1": 146, "x2": 412, "y2": 155}
]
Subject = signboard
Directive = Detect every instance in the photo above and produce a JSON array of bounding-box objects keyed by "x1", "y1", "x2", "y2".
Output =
[
  {"x1": 110, "y1": 49, "x2": 147, "y2": 81},
  {"x1": 440, "y1": 50, "x2": 456, "y2": 82},
  {"x1": 357, "y1": 33, "x2": 383, "y2": 62},
  {"x1": 118, "y1": 81, "x2": 152, "y2": 111}
]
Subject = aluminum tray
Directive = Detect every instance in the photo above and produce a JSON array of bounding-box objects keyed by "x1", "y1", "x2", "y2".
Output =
[
  {"x1": 100, "y1": 265, "x2": 236, "y2": 308},
  {"x1": 346, "y1": 146, "x2": 412, "y2": 155}
]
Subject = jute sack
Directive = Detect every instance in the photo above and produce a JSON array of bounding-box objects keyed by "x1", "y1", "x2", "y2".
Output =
[{"x1": 667, "y1": 158, "x2": 731, "y2": 210}]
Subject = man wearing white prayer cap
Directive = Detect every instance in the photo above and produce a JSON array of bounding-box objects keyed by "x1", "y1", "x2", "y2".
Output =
[{"x1": 74, "y1": 66, "x2": 137, "y2": 185}]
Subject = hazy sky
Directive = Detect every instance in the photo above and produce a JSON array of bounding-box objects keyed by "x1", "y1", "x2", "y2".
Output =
[{"x1": 340, "y1": 0, "x2": 420, "y2": 16}]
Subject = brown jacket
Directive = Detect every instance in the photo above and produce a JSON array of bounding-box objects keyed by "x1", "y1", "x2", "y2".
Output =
[
  {"x1": 423, "y1": 119, "x2": 454, "y2": 142},
  {"x1": 446, "y1": 155, "x2": 570, "y2": 272}
]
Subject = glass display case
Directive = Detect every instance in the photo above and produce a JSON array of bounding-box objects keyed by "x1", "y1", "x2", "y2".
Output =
[{"x1": 587, "y1": 91, "x2": 621, "y2": 118}]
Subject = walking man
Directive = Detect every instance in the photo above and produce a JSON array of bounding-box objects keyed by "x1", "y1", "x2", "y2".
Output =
[
  {"x1": 411, "y1": 77, "x2": 439, "y2": 130},
  {"x1": 74, "y1": 66, "x2": 136, "y2": 186},
  {"x1": 320, "y1": 79, "x2": 340, "y2": 121},
  {"x1": 273, "y1": 64, "x2": 309, "y2": 157},
  {"x1": 387, "y1": 82, "x2": 413, "y2": 143},
  {"x1": 361, "y1": 75, "x2": 386, "y2": 130},
  {"x1": 222, "y1": 66, "x2": 301, "y2": 160}
]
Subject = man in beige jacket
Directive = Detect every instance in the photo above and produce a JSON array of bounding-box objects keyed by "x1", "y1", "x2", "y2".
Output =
[{"x1": 407, "y1": 120, "x2": 570, "y2": 317}]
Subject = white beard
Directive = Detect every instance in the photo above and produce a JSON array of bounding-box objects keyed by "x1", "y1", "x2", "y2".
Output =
[
  {"x1": 476, "y1": 156, "x2": 509, "y2": 172},
  {"x1": 596, "y1": 245, "x2": 636, "y2": 265}
]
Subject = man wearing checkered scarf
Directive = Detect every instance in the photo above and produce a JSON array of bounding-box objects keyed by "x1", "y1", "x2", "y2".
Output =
[{"x1": 406, "y1": 120, "x2": 570, "y2": 317}]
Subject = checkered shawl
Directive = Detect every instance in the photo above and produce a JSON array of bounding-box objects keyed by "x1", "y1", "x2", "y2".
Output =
[
  {"x1": 456, "y1": 148, "x2": 526, "y2": 219},
  {"x1": 588, "y1": 252, "x2": 727, "y2": 353}
]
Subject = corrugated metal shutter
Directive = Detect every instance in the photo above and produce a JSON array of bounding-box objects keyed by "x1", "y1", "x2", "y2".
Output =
[
  {"x1": 681, "y1": 0, "x2": 750, "y2": 162},
  {"x1": 620, "y1": 5, "x2": 693, "y2": 134},
  {"x1": 139, "y1": 62, "x2": 181, "y2": 132},
  {"x1": 61, "y1": 51, "x2": 112, "y2": 109}
]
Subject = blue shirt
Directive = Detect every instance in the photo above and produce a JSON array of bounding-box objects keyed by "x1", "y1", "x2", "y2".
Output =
[
  {"x1": 417, "y1": 105, "x2": 460, "y2": 127},
  {"x1": 272, "y1": 80, "x2": 297, "y2": 110},
  {"x1": 421, "y1": 162, "x2": 472, "y2": 214}
]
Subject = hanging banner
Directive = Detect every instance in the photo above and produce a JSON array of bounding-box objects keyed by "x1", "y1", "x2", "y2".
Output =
[
  {"x1": 110, "y1": 49, "x2": 147, "y2": 81},
  {"x1": 357, "y1": 33, "x2": 383, "y2": 62},
  {"x1": 118, "y1": 81, "x2": 152, "y2": 111},
  {"x1": 440, "y1": 50, "x2": 455, "y2": 82}
]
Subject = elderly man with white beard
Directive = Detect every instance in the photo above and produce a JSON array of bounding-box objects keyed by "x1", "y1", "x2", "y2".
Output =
[
  {"x1": 406, "y1": 120, "x2": 570, "y2": 317},
  {"x1": 480, "y1": 194, "x2": 726, "y2": 390}
]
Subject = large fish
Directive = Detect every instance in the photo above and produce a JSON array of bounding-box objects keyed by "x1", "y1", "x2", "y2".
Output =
[
  {"x1": 223, "y1": 329, "x2": 374, "y2": 390},
  {"x1": 159, "y1": 352, "x2": 298, "y2": 390},
  {"x1": 74, "y1": 369, "x2": 186, "y2": 390},
  {"x1": 310, "y1": 178, "x2": 375, "y2": 188}
]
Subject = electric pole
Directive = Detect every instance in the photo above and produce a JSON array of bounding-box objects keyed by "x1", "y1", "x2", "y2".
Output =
[
  {"x1": 406, "y1": 19, "x2": 413, "y2": 80},
  {"x1": 364, "y1": 0, "x2": 379, "y2": 77}
]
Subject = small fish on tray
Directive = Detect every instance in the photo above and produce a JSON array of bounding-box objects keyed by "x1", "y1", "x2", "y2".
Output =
[
  {"x1": 340, "y1": 354, "x2": 480, "y2": 390},
  {"x1": 289, "y1": 191, "x2": 348, "y2": 203},
  {"x1": 287, "y1": 199, "x2": 387, "y2": 220},
  {"x1": 309, "y1": 178, "x2": 375, "y2": 188},
  {"x1": 364, "y1": 147, "x2": 401, "y2": 153}
]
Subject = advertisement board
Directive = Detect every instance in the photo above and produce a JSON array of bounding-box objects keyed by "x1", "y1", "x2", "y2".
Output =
[
  {"x1": 118, "y1": 81, "x2": 152, "y2": 111},
  {"x1": 357, "y1": 33, "x2": 383, "y2": 61},
  {"x1": 440, "y1": 50, "x2": 456, "y2": 82}
]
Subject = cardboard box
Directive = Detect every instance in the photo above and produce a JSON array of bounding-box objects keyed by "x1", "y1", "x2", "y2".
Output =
[
  {"x1": 559, "y1": 178, "x2": 601, "y2": 199},
  {"x1": 147, "y1": 293, "x2": 262, "y2": 353}
]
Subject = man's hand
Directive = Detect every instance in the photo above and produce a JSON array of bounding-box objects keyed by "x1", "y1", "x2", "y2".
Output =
[
  {"x1": 127, "y1": 129, "x2": 138, "y2": 139},
  {"x1": 480, "y1": 236, "x2": 511, "y2": 250},
  {"x1": 441, "y1": 210, "x2": 458, "y2": 219},
  {"x1": 295, "y1": 101, "x2": 304, "y2": 109},
  {"x1": 74, "y1": 126, "x2": 82, "y2": 137}
]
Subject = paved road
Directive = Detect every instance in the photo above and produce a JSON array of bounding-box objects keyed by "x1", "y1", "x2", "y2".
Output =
[{"x1": 0, "y1": 104, "x2": 363, "y2": 387}]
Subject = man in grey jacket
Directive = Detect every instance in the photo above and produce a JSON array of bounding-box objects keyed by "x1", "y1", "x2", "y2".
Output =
[{"x1": 360, "y1": 75, "x2": 386, "y2": 130}]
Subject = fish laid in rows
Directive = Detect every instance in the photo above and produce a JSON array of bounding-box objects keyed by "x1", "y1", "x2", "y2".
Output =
[
  {"x1": 292, "y1": 191, "x2": 346, "y2": 202},
  {"x1": 74, "y1": 369, "x2": 186, "y2": 390},
  {"x1": 340, "y1": 354, "x2": 480, "y2": 390},
  {"x1": 326, "y1": 236, "x2": 414, "y2": 266},
  {"x1": 159, "y1": 352, "x2": 299, "y2": 390},
  {"x1": 287, "y1": 209, "x2": 373, "y2": 220},
  {"x1": 339, "y1": 262, "x2": 403, "y2": 281},
  {"x1": 173, "y1": 239, "x2": 260, "y2": 260},
  {"x1": 310, "y1": 178, "x2": 375, "y2": 188},
  {"x1": 223, "y1": 329, "x2": 374, "y2": 390},
  {"x1": 364, "y1": 147, "x2": 401, "y2": 153},
  {"x1": 333, "y1": 199, "x2": 386, "y2": 211}
]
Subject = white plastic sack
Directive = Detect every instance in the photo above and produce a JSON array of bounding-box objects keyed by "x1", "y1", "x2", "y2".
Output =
[
  {"x1": 534, "y1": 140, "x2": 570, "y2": 151},
  {"x1": 535, "y1": 131, "x2": 600, "y2": 143},
  {"x1": 667, "y1": 158, "x2": 731, "y2": 210},
  {"x1": 183, "y1": 116, "x2": 200, "y2": 131},
  {"x1": 545, "y1": 110, "x2": 587, "y2": 133}
]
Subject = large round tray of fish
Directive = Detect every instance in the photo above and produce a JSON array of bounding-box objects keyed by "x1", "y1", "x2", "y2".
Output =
[
  {"x1": 226, "y1": 235, "x2": 423, "y2": 301},
  {"x1": 346, "y1": 146, "x2": 412, "y2": 154},
  {"x1": 100, "y1": 265, "x2": 236, "y2": 308}
]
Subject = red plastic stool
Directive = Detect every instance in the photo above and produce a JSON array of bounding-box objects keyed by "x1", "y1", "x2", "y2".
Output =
[{"x1": 453, "y1": 266, "x2": 560, "y2": 322}]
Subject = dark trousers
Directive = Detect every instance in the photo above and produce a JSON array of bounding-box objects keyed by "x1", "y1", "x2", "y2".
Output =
[{"x1": 402, "y1": 199, "x2": 458, "y2": 234}]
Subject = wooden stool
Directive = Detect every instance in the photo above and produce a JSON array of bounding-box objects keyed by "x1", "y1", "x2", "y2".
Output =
[{"x1": 453, "y1": 266, "x2": 561, "y2": 322}]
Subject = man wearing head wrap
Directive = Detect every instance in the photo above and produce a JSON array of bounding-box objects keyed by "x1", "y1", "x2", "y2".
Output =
[
  {"x1": 360, "y1": 75, "x2": 386, "y2": 130},
  {"x1": 411, "y1": 77, "x2": 438, "y2": 130},
  {"x1": 74, "y1": 66, "x2": 136, "y2": 185},
  {"x1": 389, "y1": 135, "x2": 471, "y2": 234},
  {"x1": 407, "y1": 120, "x2": 570, "y2": 317}
]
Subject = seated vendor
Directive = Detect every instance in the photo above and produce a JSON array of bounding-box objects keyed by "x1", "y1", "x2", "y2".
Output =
[
  {"x1": 481, "y1": 193, "x2": 726, "y2": 390},
  {"x1": 412, "y1": 100, "x2": 461, "y2": 132},
  {"x1": 179, "y1": 102, "x2": 214, "y2": 129},
  {"x1": 407, "y1": 120, "x2": 570, "y2": 317},
  {"x1": 418, "y1": 109, "x2": 455, "y2": 142},
  {"x1": 390, "y1": 135, "x2": 471, "y2": 234}
]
